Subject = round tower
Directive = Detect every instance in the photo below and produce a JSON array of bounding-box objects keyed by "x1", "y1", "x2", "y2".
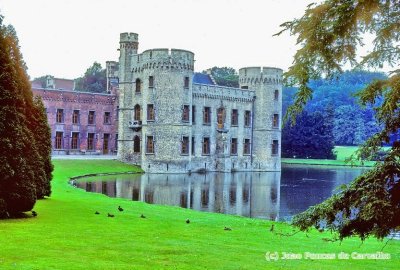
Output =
[
  {"x1": 131, "y1": 48, "x2": 195, "y2": 173},
  {"x1": 239, "y1": 67, "x2": 283, "y2": 171}
]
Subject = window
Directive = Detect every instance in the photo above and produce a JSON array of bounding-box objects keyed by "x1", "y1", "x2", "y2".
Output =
[
  {"x1": 134, "y1": 136, "x2": 140, "y2": 153},
  {"x1": 55, "y1": 132, "x2": 63, "y2": 149},
  {"x1": 72, "y1": 110, "x2": 79, "y2": 124},
  {"x1": 103, "y1": 134, "x2": 110, "y2": 154},
  {"x1": 135, "y1": 78, "x2": 141, "y2": 93},
  {"x1": 241, "y1": 86, "x2": 248, "y2": 89},
  {"x1": 243, "y1": 139, "x2": 251, "y2": 155},
  {"x1": 274, "y1": 90, "x2": 279, "y2": 101},
  {"x1": 202, "y1": 137, "x2": 210, "y2": 155},
  {"x1": 146, "y1": 136, "x2": 154, "y2": 154},
  {"x1": 191, "y1": 136, "x2": 195, "y2": 155},
  {"x1": 181, "y1": 136, "x2": 189, "y2": 155},
  {"x1": 56, "y1": 109, "x2": 64, "y2": 123},
  {"x1": 272, "y1": 140, "x2": 279, "y2": 156},
  {"x1": 273, "y1": 114, "x2": 279, "y2": 128},
  {"x1": 184, "y1": 76, "x2": 189, "y2": 88},
  {"x1": 115, "y1": 133, "x2": 118, "y2": 151},
  {"x1": 149, "y1": 76, "x2": 154, "y2": 88},
  {"x1": 87, "y1": 133, "x2": 95, "y2": 150},
  {"x1": 147, "y1": 104, "x2": 155, "y2": 121},
  {"x1": 244, "y1": 110, "x2": 251, "y2": 127},
  {"x1": 231, "y1": 109, "x2": 238, "y2": 126},
  {"x1": 116, "y1": 106, "x2": 119, "y2": 120},
  {"x1": 104, "y1": 112, "x2": 111, "y2": 124},
  {"x1": 182, "y1": 105, "x2": 190, "y2": 122},
  {"x1": 192, "y1": 105, "x2": 196, "y2": 123},
  {"x1": 231, "y1": 138, "x2": 238, "y2": 155},
  {"x1": 134, "y1": 104, "x2": 141, "y2": 121},
  {"x1": 203, "y1": 107, "x2": 211, "y2": 125},
  {"x1": 88, "y1": 111, "x2": 95, "y2": 125},
  {"x1": 217, "y1": 108, "x2": 225, "y2": 129},
  {"x1": 71, "y1": 132, "x2": 79, "y2": 149}
]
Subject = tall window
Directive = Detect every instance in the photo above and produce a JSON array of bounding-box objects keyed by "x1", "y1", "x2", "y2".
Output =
[
  {"x1": 243, "y1": 139, "x2": 251, "y2": 155},
  {"x1": 115, "y1": 134, "x2": 118, "y2": 151},
  {"x1": 56, "y1": 109, "x2": 64, "y2": 123},
  {"x1": 274, "y1": 90, "x2": 279, "y2": 101},
  {"x1": 134, "y1": 135, "x2": 140, "y2": 153},
  {"x1": 71, "y1": 132, "x2": 79, "y2": 149},
  {"x1": 55, "y1": 132, "x2": 63, "y2": 149},
  {"x1": 104, "y1": 112, "x2": 111, "y2": 124},
  {"x1": 149, "y1": 76, "x2": 154, "y2": 88},
  {"x1": 203, "y1": 107, "x2": 211, "y2": 125},
  {"x1": 134, "y1": 104, "x2": 141, "y2": 121},
  {"x1": 202, "y1": 137, "x2": 210, "y2": 155},
  {"x1": 135, "y1": 78, "x2": 141, "y2": 93},
  {"x1": 231, "y1": 138, "x2": 238, "y2": 155},
  {"x1": 116, "y1": 106, "x2": 119, "y2": 120},
  {"x1": 87, "y1": 133, "x2": 95, "y2": 150},
  {"x1": 184, "y1": 76, "x2": 189, "y2": 88},
  {"x1": 146, "y1": 136, "x2": 154, "y2": 154},
  {"x1": 72, "y1": 110, "x2": 79, "y2": 124},
  {"x1": 182, "y1": 105, "x2": 190, "y2": 122},
  {"x1": 231, "y1": 109, "x2": 238, "y2": 126},
  {"x1": 88, "y1": 111, "x2": 95, "y2": 125},
  {"x1": 273, "y1": 114, "x2": 279, "y2": 128},
  {"x1": 272, "y1": 140, "x2": 279, "y2": 156},
  {"x1": 217, "y1": 108, "x2": 225, "y2": 129},
  {"x1": 192, "y1": 106, "x2": 196, "y2": 123},
  {"x1": 244, "y1": 110, "x2": 251, "y2": 127},
  {"x1": 147, "y1": 104, "x2": 155, "y2": 121},
  {"x1": 191, "y1": 136, "x2": 195, "y2": 155},
  {"x1": 181, "y1": 136, "x2": 189, "y2": 155}
]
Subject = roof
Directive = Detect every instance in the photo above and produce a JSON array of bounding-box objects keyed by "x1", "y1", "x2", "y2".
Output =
[
  {"x1": 193, "y1": 73, "x2": 215, "y2": 85},
  {"x1": 53, "y1": 78, "x2": 74, "y2": 90}
]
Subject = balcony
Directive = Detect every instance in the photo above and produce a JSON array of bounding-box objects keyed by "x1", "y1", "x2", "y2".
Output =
[{"x1": 128, "y1": 120, "x2": 142, "y2": 131}]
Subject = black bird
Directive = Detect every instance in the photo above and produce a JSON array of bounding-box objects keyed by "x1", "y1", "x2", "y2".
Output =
[
  {"x1": 224, "y1": 226, "x2": 232, "y2": 231},
  {"x1": 31, "y1": 211, "x2": 37, "y2": 217},
  {"x1": 140, "y1": 214, "x2": 146, "y2": 219},
  {"x1": 186, "y1": 219, "x2": 190, "y2": 224},
  {"x1": 107, "y1": 213, "x2": 115, "y2": 218},
  {"x1": 95, "y1": 211, "x2": 100, "y2": 215},
  {"x1": 270, "y1": 224, "x2": 274, "y2": 232},
  {"x1": 118, "y1": 206, "x2": 124, "y2": 212}
]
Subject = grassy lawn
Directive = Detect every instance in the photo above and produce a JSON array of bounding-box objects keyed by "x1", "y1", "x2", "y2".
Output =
[
  {"x1": 283, "y1": 146, "x2": 376, "y2": 167},
  {"x1": 0, "y1": 159, "x2": 399, "y2": 269}
]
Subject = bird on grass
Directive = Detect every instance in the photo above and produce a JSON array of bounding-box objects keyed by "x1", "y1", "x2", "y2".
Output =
[
  {"x1": 95, "y1": 211, "x2": 100, "y2": 215},
  {"x1": 186, "y1": 219, "x2": 190, "y2": 224},
  {"x1": 31, "y1": 211, "x2": 37, "y2": 217},
  {"x1": 107, "y1": 213, "x2": 115, "y2": 218},
  {"x1": 270, "y1": 224, "x2": 274, "y2": 232},
  {"x1": 140, "y1": 214, "x2": 146, "y2": 219},
  {"x1": 118, "y1": 206, "x2": 124, "y2": 212},
  {"x1": 224, "y1": 227, "x2": 232, "y2": 231}
]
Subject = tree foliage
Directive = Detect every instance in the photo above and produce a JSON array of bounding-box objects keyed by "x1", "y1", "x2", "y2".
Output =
[
  {"x1": 0, "y1": 15, "x2": 52, "y2": 217},
  {"x1": 204, "y1": 67, "x2": 239, "y2": 88},
  {"x1": 74, "y1": 62, "x2": 107, "y2": 93},
  {"x1": 276, "y1": 0, "x2": 400, "y2": 239}
]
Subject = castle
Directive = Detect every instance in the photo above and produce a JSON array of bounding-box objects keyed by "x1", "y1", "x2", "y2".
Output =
[{"x1": 115, "y1": 33, "x2": 282, "y2": 173}]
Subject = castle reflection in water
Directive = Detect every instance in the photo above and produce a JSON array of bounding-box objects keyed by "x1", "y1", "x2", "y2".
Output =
[{"x1": 77, "y1": 172, "x2": 281, "y2": 220}]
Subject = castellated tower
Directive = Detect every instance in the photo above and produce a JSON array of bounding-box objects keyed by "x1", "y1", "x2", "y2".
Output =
[
  {"x1": 118, "y1": 31, "x2": 194, "y2": 173},
  {"x1": 239, "y1": 67, "x2": 283, "y2": 171}
]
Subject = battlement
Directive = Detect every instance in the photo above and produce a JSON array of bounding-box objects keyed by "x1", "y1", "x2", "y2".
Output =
[
  {"x1": 132, "y1": 48, "x2": 195, "y2": 72},
  {"x1": 120, "y1": 32, "x2": 138, "y2": 43},
  {"x1": 239, "y1": 66, "x2": 283, "y2": 85},
  {"x1": 192, "y1": 83, "x2": 255, "y2": 103}
]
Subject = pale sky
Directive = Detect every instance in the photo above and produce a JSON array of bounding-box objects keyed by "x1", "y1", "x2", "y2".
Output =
[{"x1": 0, "y1": 0, "x2": 314, "y2": 79}]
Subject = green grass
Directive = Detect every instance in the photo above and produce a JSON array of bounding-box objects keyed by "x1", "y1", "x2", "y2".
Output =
[
  {"x1": 283, "y1": 146, "x2": 377, "y2": 167},
  {"x1": 0, "y1": 160, "x2": 399, "y2": 269}
]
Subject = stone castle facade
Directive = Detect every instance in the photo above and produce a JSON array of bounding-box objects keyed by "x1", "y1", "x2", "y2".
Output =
[{"x1": 115, "y1": 32, "x2": 282, "y2": 173}]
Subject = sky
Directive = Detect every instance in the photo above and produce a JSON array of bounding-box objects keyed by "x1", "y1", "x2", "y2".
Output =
[{"x1": 0, "y1": 0, "x2": 315, "y2": 79}]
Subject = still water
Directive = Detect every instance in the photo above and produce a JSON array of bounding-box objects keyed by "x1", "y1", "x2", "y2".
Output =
[{"x1": 74, "y1": 164, "x2": 367, "y2": 221}]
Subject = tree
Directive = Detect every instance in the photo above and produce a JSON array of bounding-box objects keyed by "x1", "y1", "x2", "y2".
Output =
[
  {"x1": 203, "y1": 67, "x2": 239, "y2": 88},
  {"x1": 0, "y1": 15, "x2": 52, "y2": 217},
  {"x1": 75, "y1": 62, "x2": 107, "y2": 93},
  {"x1": 276, "y1": 0, "x2": 400, "y2": 239}
]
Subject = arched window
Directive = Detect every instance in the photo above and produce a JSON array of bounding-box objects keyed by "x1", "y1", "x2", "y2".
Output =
[
  {"x1": 134, "y1": 104, "x2": 141, "y2": 121},
  {"x1": 133, "y1": 136, "x2": 140, "y2": 153},
  {"x1": 135, "y1": 78, "x2": 141, "y2": 93}
]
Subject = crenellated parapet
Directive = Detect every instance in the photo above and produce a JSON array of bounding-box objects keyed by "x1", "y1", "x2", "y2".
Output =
[
  {"x1": 131, "y1": 48, "x2": 194, "y2": 73},
  {"x1": 239, "y1": 67, "x2": 283, "y2": 86},
  {"x1": 192, "y1": 83, "x2": 255, "y2": 103}
]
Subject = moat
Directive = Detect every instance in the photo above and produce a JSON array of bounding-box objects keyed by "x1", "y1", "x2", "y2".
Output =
[{"x1": 74, "y1": 164, "x2": 367, "y2": 221}]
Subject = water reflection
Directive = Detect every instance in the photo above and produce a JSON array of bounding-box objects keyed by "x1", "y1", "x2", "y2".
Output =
[{"x1": 76, "y1": 165, "x2": 367, "y2": 221}]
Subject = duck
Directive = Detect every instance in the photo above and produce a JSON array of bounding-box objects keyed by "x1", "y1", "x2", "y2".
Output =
[
  {"x1": 95, "y1": 211, "x2": 100, "y2": 215},
  {"x1": 140, "y1": 214, "x2": 146, "y2": 219},
  {"x1": 224, "y1": 226, "x2": 232, "y2": 231},
  {"x1": 118, "y1": 206, "x2": 124, "y2": 212},
  {"x1": 186, "y1": 219, "x2": 190, "y2": 224},
  {"x1": 31, "y1": 211, "x2": 37, "y2": 217},
  {"x1": 107, "y1": 213, "x2": 115, "y2": 218}
]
